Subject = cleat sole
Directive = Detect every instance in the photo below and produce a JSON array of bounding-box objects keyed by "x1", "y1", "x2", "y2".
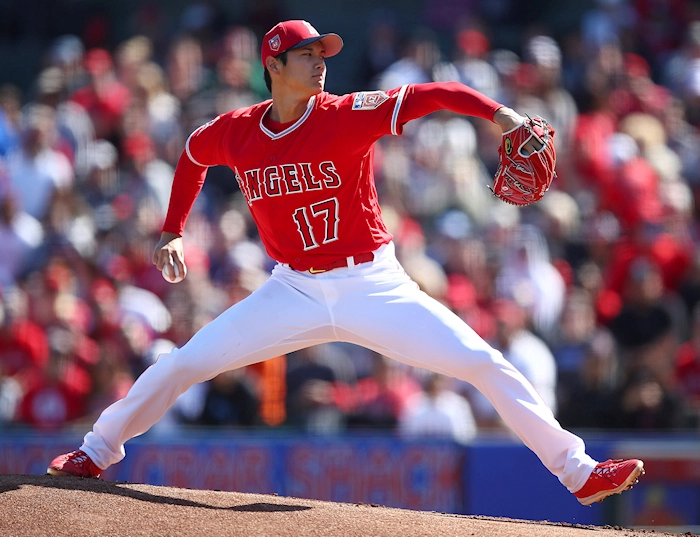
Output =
[
  {"x1": 46, "y1": 468, "x2": 100, "y2": 478},
  {"x1": 47, "y1": 467, "x2": 74, "y2": 477}
]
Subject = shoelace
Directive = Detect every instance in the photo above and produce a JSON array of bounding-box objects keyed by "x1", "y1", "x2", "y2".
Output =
[
  {"x1": 592, "y1": 460, "x2": 625, "y2": 484},
  {"x1": 67, "y1": 452, "x2": 91, "y2": 470}
]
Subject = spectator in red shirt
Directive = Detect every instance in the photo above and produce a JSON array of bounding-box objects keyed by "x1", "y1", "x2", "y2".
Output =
[
  {"x1": 70, "y1": 48, "x2": 131, "y2": 141},
  {"x1": 17, "y1": 344, "x2": 90, "y2": 430},
  {"x1": 0, "y1": 288, "x2": 49, "y2": 380},
  {"x1": 348, "y1": 354, "x2": 422, "y2": 430}
]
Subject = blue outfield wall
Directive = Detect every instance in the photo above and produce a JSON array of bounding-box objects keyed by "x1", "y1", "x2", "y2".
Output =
[{"x1": 1, "y1": 429, "x2": 699, "y2": 529}]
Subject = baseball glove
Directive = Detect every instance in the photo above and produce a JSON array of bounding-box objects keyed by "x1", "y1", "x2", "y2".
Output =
[{"x1": 490, "y1": 116, "x2": 556, "y2": 206}]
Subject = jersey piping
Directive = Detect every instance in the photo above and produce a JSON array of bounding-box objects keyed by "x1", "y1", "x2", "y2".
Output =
[
  {"x1": 391, "y1": 85, "x2": 409, "y2": 136},
  {"x1": 185, "y1": 133, "x2": 210, "y2": 167},
  {"x1": 259, "y1": 95, "x2": 317, "y2": 140}
]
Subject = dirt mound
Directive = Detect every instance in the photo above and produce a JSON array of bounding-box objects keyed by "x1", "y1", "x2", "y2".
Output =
[{"x1": 0, "y1": 474, "x2": 689, "y2": 537}]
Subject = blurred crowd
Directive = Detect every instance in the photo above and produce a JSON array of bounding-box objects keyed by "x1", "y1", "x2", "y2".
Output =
[{"x1": 2, "y1": 0, "x2": 700, "y2": 442}]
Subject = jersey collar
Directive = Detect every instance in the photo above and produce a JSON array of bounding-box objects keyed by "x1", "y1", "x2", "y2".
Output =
[{"x1": 260, "y1": 95, "x2": 317, "y2": 140}]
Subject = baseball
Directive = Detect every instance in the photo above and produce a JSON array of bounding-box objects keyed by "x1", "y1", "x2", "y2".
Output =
[{"x1": 162, "y1": 263, "x2": 184, "y2": 284}]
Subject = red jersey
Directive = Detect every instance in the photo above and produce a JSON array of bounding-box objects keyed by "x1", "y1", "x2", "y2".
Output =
[{"x1": 164, "y1": 82, "x2": 501, "y2": 270}]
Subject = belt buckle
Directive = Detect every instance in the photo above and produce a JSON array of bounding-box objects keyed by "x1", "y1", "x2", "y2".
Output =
[{"x1": 308, "y1": 267, "x2": 327, "y2": 274}]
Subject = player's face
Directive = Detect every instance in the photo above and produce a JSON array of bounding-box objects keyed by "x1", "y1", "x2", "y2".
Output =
[{"x1": 278, "y1": 42, "x2": 327, "y2": 96}]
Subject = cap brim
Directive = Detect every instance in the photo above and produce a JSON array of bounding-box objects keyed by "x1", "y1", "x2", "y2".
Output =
[{"x1": 287, "y1": 33, "x2": 343, "y2": 58}]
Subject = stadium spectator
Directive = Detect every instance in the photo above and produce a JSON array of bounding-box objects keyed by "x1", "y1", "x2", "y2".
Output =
[
  {"x1": 69, "y1": 48, "x2": 131, "y2": 142},
  {"x1": 398, "y1": 372, "x2": 477, "y2": 444},
  {"x1": 33, "y1": 66, "x2": 96, "y2": 182},
  {"x1": 0, "y1": 193, "x2": 44, "y2": 289},
  {"x1": 376, "y1": 28, "x2": 444, "y2": 90},
  {"x1": 4, "y1": 104, "x2": 74, "y2": 222},
  {"x1": 607, "y1": 257, "x2": 684, "y2": 360},
  {"x1": 610, "y1": 364, "x2": 690, "y2": 430},
  {"x1": 557, "y1": 328, "x2": 620, "y2": 430},
  {"x1": 494, "y1": 224, "x2": 566, "y2": 341},
  {"x1": 551, "y1": 289, "x2": 599, "y2": 386},
  {"x1": 452, "y1": 28, "x2": 501, "y2": 101},
  {"x1": 285, "y1": 344, "x2": 356, "y2": 434},
  {"x1": 348, "y1": 354, "x2": 421, "y2": 430},
  {"x1": 196, "y1": 368, "x2": 260, "y2": 427}
]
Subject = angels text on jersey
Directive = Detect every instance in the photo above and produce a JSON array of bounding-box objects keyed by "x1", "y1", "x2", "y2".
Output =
[{"x1": 234, "y1": 160, "x2": 342, "y2": 206}]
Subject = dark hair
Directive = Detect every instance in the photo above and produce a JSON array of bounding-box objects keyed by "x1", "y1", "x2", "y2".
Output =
[{"x1": 263, "y1": 51, "x2": 288, "y2": 93}]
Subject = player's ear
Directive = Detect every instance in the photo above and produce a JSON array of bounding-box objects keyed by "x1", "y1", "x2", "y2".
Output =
[{"x1": 266, "y1": 56, "x2": 281, "y2": 75}]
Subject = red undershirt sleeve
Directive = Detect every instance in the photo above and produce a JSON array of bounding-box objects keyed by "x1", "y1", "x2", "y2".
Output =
[
  {"x1": 162, "y1": 151, "x2": 208, "y2": 235},
  {"x1": 399, "y1": 82, "x2": 503, "y2": 124}
]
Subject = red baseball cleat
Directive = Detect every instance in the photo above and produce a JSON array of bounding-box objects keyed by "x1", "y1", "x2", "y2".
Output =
[
  {"x1": 47, "y1": 450, "x2": 103, "y2": 478},
  {"x1": 574, "y1": 459, "x2": 644, "y2": 506}
]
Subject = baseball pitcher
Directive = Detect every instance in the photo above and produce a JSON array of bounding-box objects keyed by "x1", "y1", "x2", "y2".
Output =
[{"x1": 48, "y1": 20, "x2": 643, "y2": 507}]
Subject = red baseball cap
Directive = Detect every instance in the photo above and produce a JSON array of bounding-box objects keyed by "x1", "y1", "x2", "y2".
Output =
[{"x1": 261, "y1": 20, "x2": 343, "y2": 67}]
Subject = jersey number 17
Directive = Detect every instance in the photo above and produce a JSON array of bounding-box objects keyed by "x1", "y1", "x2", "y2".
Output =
[{"x1": 292, "y1": 197, "x2": 339, "y2": 250}]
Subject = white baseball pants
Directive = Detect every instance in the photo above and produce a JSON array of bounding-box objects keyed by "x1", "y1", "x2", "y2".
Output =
[{"x1": 81, "y1": 242, "x2": 596, "y2": 492}]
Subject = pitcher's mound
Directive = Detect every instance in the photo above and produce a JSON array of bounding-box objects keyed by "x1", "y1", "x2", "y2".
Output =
[{"x1": 0, "y1": 474, "x2": 684, "y2": 537}]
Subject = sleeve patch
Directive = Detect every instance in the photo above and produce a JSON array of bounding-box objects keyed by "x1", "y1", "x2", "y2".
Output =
[{"x1": 352, "y1": 91, "x2": 389, "y2": 110}]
